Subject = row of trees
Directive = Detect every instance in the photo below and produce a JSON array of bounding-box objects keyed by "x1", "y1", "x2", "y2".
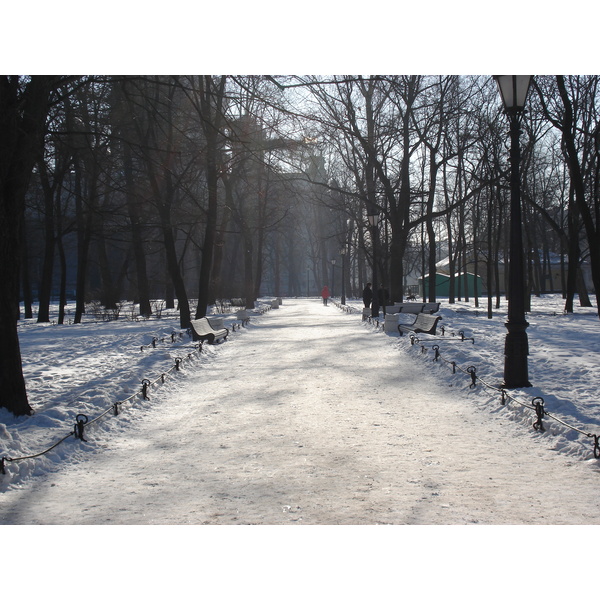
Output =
[
  {"x1": 284, "y1": 75, "x2": 599, "y2": 314},
  {"x1": 1, "y1": 75, "x2": 599, "y2": 416}
]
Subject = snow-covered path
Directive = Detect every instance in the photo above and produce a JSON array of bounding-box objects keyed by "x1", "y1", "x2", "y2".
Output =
[{"x1": 2, "y1": 299, "x2": 599, "y2": 524}]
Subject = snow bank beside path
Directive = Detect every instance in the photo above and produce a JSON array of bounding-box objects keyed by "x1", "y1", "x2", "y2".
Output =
[
  {"x1": 3, "y1": 296, "x2": 600, "y2": 598},
  {"x1": 2, "y1": 298, "x2": 599, "y2": 526}
]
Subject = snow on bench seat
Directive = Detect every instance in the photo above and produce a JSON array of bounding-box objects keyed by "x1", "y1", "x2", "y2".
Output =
[
  {"x1": 398, "y1": 313, "x2": 442, "y2": 336},
  {"x1": 189, "y1": 317, "x2": 229, "y2": 344}
]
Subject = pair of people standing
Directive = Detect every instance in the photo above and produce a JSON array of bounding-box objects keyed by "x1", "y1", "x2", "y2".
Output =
[
  {"x1": 322, "y1": 282, "x2": 387, "y2": 308},
  {"x1": 363, "y1": 283, "x2": 389, "y2": 308}
]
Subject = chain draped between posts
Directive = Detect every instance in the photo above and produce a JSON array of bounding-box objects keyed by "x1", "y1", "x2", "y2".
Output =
[
  {"x1": 1, "y1": 343, "x2": 202, "y2": 476},
  {"x1": 333, "y1": 300, "x2": 600, "y2": 461},
  {"x1": 406, "y1": 330, "x2": 600, "y2": 459},
  {"x1": 1, "y1": 305, "x2": 273, "y2": 477}
]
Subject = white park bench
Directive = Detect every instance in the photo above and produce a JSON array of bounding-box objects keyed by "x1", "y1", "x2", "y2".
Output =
[{"x1": 189, "y1": 317, "x2": 229, "y2": 344}]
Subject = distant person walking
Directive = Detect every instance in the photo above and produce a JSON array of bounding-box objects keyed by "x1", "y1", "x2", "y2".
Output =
[
  {"x1": 321, "y1": 285, "x2": 330, "y2": 306},
  {"x1": 362, "y1": 283, "x2": 373, "y2": 308}
]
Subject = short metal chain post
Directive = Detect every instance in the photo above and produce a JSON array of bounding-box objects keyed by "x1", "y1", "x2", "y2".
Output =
[
  {"x1": 532, "y1": 397, "x2": 546, "y2": 432},
  {"x1": 467, "y1": 366, "x2": 477, "y2": 388},
  {"x1": 74, "y1": 414, "x2": 88, "y2": 441},
  {"x1": 142, "y1": 378, "x2": 151, "y2": 400}
]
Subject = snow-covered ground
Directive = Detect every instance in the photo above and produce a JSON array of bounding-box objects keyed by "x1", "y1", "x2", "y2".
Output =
[
  {"x1": 4, "y1": 294, "x2": 600, "y2": 489},
  {"x1": 3, "y1": 294, "x2": 600, "y2": 595}
]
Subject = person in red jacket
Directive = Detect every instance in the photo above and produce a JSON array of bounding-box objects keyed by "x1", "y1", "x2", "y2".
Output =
[{"x1": 321, "y1": 285, "x2": 330, "y2": 306}]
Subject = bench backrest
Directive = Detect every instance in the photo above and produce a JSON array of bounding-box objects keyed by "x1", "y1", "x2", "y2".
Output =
[
  {"x1": 191, "y1": 317, "x2": 227, "y2": 334},
  {"x1": 189, "y1": 317, "x2": 228, "y2": 342},
  {"x1": 412, "y1": 313, "x2": 442, "y2": 334},
  {"x1": 207, "y1": 317, "x2": 224, "y2": 330},
  {"x1": 400, "y1": 303, "x2": 425, "y2": 314},
  {"x1": 190, "y1": 318, "x2": 215, "y2": 334}
]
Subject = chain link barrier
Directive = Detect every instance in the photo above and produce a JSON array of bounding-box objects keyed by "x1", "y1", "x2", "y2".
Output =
[
  {"x1": 331, "y1": 301, "x2": 600, "y2": 460},
  {"x1": 1, "y1": 304, "x2": 270, "y2": 477},
  {"x1": 140, "y1": 332, "x2": 185, "y2": 352},
  {"x1": 403, "y1": 331, "x2": 600, "y2": 459}
]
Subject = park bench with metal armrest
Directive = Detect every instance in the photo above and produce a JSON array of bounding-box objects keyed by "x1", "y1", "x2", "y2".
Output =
[
  {"x1": 398, "y1": 313, "x2": 442, "y2": 336},
  {"x1": 189, "y1": 317, "x2": 229, "y2": 344},
  {"x1": 235, "y1": 309, "x2": 251, "y2": 326}
]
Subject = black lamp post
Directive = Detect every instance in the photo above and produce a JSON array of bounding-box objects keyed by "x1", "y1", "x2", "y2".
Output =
[
  {"x1": 494, "y1": 75, "x2": 533, "y2": 388},
  {"x1": 340, "y1": 247, "x2": 347, "y2": 305},
  {"x1": 368, "y1": 212, "x2": 380, "y2": 319},
  {"x1": 330, "y1": 258, "x2": 336, "y2": 297}
]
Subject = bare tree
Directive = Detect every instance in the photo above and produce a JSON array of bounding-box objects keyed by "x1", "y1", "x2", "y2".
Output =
[
  {"x1": 534, "y1": 75, "x2": 600, "y2": 316},
  {"x1": 0, "y1": 75, "x2": 67, "y2": 416}
]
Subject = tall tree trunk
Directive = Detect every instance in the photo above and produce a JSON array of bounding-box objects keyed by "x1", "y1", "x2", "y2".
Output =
[
  {"x1": 0, "y1": 75, "x2": 58, "y2": 416},
  {"x1": 113, "y1": 77, "x2": 153, "y2": 318},
  {"x1": 73, "y1": 160, "x2": 95, "y2": 324},
  {"x1": 160, "y1": 210, "x2": 191, "y2": 328},
  {"x1": 472, "y1": 194, "x2": 481, "y2": 309},
  {"x1": 37, "y1": 139, "x2": 70, "y2": 322},
  {"x1": 57, "y1": 229, "x2": 67, "y2": 324},
  {"x1": 123, "y1": 142, "x2": 152, "y2": 317},
  {"x1": 96, "y1": 234, "x2": 118, "y2": 310},
  {"x1": 446, "y1": 211, "x2": 455, "y2": 304},
  {"x1": 426, "y1": 148, "x2": 439, "y2": 303},
  {"x1": 36, "y1": 165, "x2": 56, "y2": 322},
  {"x1": 564, "y1": 184, "x2": 579, "y2": 313},
  {"x1": 556, "y1": 76, "x2": 600, "y2": 317},
  {"x1": 577, "y1": 268, "x2": 592, "y2": 306},
  {"x1": 253, "y1": 188, "x2": 267, "y2": 302},
  {"x1": 20, "y1": 222, "x2": 34, "y2": 319},
  {"x1": 195, "y1": 139, "x2": 218, "y2": 318},
  {"x1": 242, "y1": 232, "x2": 254, "y2": 309},
  {"x1": 487, "y1": 186, "x2": 494, "y2": 319},
  {"x1": 195, "y1": 76, "x2": 226, "y2": 319},
  {"x1": 210, "y1": 212, "x2": 230, "y2": 304}
]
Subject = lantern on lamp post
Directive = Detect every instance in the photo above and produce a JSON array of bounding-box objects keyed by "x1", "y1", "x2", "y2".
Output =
[{"x1": 494, "y1": 75, "x2": 533, "y2": 388}]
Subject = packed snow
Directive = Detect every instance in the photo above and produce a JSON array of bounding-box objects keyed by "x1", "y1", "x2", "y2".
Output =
[{"x1": 2, "y1": 295, "x2": 600, "y2": 594}]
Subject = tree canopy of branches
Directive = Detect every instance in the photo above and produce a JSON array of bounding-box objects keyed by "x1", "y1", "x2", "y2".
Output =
[{"x1": 2, "y1": 74, "x2": 600, "y2": 416}]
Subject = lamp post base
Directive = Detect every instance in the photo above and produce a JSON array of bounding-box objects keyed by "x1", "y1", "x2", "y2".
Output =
[{"x1": 503, "y1": 321, "x2": 531, "y2": 388}]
